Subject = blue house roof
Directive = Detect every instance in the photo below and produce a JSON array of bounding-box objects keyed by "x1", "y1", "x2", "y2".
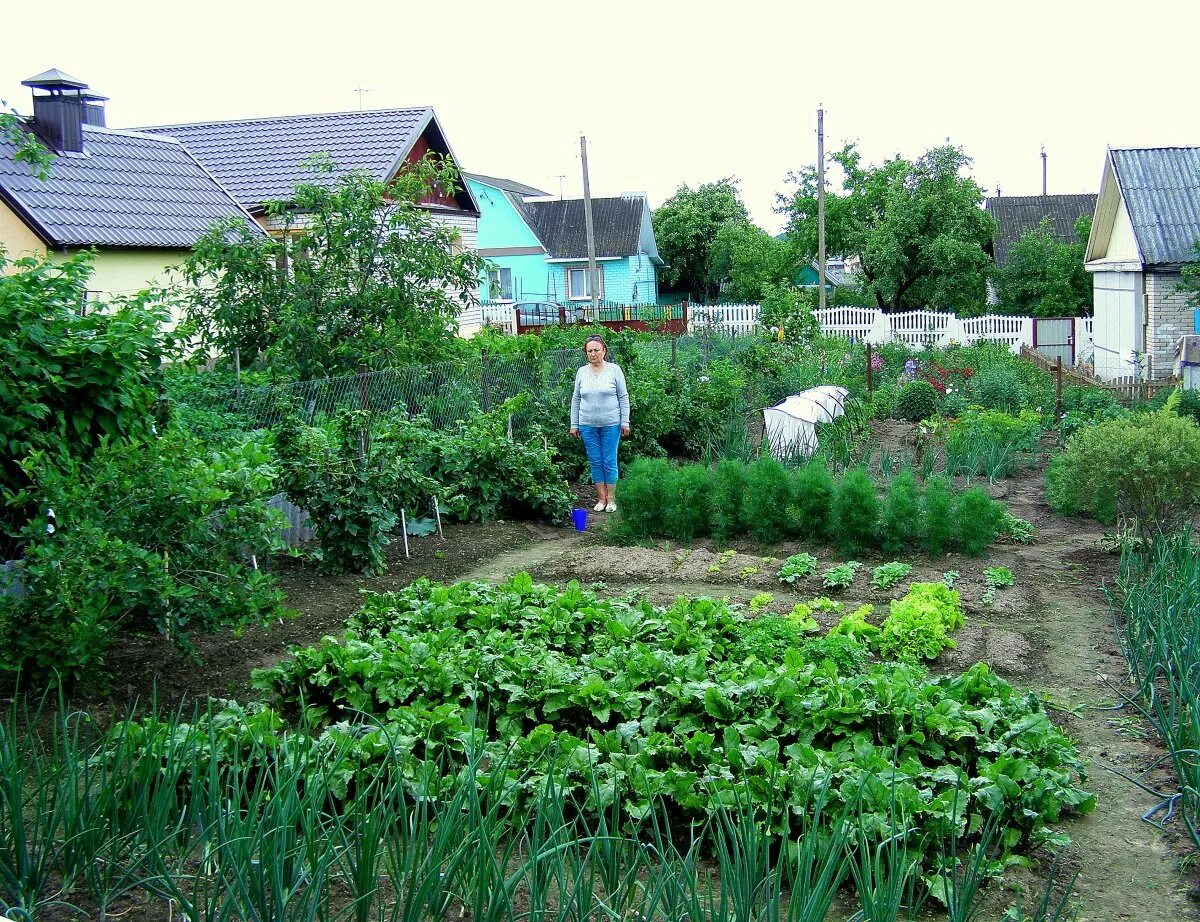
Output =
[
  {"x1": 0, "y1": 124, "x2": 260, "y2": 248},
  {"x1": 141, "y1": 108, "x2": 480, "y2": 215},
  {"x1": 1109, "y1": 147, "x2": 1200, "y2": 267}
]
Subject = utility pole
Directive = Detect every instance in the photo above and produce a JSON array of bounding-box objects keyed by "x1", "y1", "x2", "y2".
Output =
[
  {"x1": 817, "y1": 107, "x2": 827, "y2": 311},
  {"x1": 556, "y1": 174, "x2": 566, "y2": 199},
  {"x1": 580, "y1": 135, "x2": 600, "y2": 313},
  {"x1": 1041, "y1": 145, "x2": 1047, "y2": 195}
]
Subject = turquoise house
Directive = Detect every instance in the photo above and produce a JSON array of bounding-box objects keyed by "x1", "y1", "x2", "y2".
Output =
[{"x1": 465, "y1": 173, "x2": 663, "y2": 305}]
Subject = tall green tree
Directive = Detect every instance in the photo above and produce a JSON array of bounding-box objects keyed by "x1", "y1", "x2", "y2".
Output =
[
  {"x1": 184, "y1": 155, "x2": 485, "y2": 377},
  {"x1": 652, "y1": 178, "x2": 750, "y2": 302},
  {"x1": 995, "y1": 215, "x2": 1092, "y2": 317},
  {"x1": 780, "y1": 144, "x2": 995, "y2": 313},
  {"x1": 707, "y1": 222, "x2": 795, "y2": 302}
]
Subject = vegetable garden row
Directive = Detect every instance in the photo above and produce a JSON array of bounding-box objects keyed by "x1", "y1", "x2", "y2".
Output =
[{"x1": 4, "y1": 261, "x2": 1200, "y2": 919}]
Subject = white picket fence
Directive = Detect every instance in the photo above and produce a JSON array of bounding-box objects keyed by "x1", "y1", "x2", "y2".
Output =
[
  {"x1": 687, "y1": 303, "x2": 1095, "y2": 357},
  {"x1": 457, "y1": 303, "x2": 517, "y2": 337}
]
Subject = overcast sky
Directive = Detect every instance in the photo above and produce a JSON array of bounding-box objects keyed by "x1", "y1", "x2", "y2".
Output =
[{"x1": 3, "y1": 0, "x2": 1197, "y2": 234}]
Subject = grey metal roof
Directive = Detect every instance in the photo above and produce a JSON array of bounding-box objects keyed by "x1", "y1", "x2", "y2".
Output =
[
  {"x1": 1110, "y1": 147, "x2": 1200, "y2": 267},
  {"x1": 22, "y1": 68, "x2": 89, "y2": 89},
  {"x1": 141, "y1": 108, "x2": 477, "y2": 213},
  {"x1": 464, "y1": 172, "x2": 549, "y2": 197},
  {"x1": 0, "y1": 124, "x2": 262, "y2": 248},
  {"x1": 984, "y1": 194, "x2": 1096, "y2": 268},
  {"x1": 513, "y1": 196, "x2": 644, "y2": 258}
]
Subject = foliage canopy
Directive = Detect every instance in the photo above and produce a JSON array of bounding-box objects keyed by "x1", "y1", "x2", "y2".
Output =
[
  {"x1": 781, "y1": 143, "x2": 994, "y2": 313},
  {"x1": 184, "y1": 155, "x2": 486, "y2": 377}
]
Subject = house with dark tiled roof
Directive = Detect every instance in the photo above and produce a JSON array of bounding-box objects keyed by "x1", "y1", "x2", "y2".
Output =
[
  {"x1": 985, "y1": 194, "x2": 1097, "y2": 269},
  {"x1": 0, "y1": 69, "x2": 260, "y2": 303},
  {"x1": 465, "y1": 173, "x2": 662, "y2": 306},
  {"x1": 1084, "y1": 147, "x2": 1200, "y2": 381},
  {"x1": 141, "y1": 107, "x2": 481, "y2": 247}
]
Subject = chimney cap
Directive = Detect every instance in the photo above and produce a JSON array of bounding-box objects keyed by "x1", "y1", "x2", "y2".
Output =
[{"x1": 22, "y1": 68, "x2": 89, "y2": 92}]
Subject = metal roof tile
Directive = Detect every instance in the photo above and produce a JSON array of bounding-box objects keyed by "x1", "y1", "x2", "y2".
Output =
[
  {"x1": 0, "y1": 124, "x2": 259, "y2": 248},
  {"x1": 1110, "y1": 147, "x2": 1200, "y2": 266}
]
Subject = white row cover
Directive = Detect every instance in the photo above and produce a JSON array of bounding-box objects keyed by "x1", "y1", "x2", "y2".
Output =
[{"x1": 762, "y1": 386, "x2": 849, "y2": 459}]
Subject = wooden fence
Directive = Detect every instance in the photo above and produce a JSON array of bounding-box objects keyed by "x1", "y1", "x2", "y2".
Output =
[{"x1": 1019, "y1": 345, "x2": 1173, "y2": 402}]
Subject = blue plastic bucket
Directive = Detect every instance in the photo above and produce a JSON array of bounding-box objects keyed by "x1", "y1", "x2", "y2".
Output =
[{"x1": 571, "y1": 507, "x2": 588, "y2": 531}]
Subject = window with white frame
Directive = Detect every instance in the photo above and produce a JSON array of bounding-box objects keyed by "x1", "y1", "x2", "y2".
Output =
[
  {"x1": 567, "y1": 266, "x2": 603, "y2": 300},
  {"x1": 488, "y1": 267, "x2": 514, "y2": 301}
]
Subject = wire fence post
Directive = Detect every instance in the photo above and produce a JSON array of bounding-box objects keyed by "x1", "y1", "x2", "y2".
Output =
[
  {"x1": 234, "y1": 347, "x2": 242, "y2": 401},
  {"x1": 358, "y1": 363, "x2": 370, "y2": 457},
  {"x1": 671, "y1": 335, "x2": 677, "y2": 368},
  {"x1": 1055, "y1": 357, "x2": 1064, "y2": 422},
  {"x1": 481, "y1": 349, "x2": 492, "y2": 413}
]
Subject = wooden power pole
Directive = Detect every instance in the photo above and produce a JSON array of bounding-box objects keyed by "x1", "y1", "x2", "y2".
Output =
[
  {"x1": 580, "y1": 135, "x2": 600, "y2": 313},
  {"x1": 817, "y1": 107, "x2": 827, "y2": 311}
]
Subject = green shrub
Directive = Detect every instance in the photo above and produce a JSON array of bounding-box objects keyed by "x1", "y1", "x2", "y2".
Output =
[
  {"x1": 791, "y1": 461, "x2": 835, "y2": 540},
  {"x1": 275, "y1": 414, "x2": 430, "y2": 575},
  {"x1": 0, "y1": 434, "x2": 287, "y2": 686},
  {"x1": 894, "y1": 381, "x2": 939, "y2": 422},
  {"x1": 970, "y1": 367, "x2": 1023, "y2": 414},
  {"x1": 744, "y1": 456, "x2": 793, "y2": 544},
  {"x1": 1046, "y1": 414, "x2": 1200, "y2": 540},
  {"x1": 833, "y1": 469, "x2": 880, "y2": 553},
  {"x1": 711, "y1": 460, "x2": 748, "y2": 541},
  {"x1": 879, "y1": 469, "x2": 923, "y2": 554},
  {"x1": 878, "y1": 582, "x2": 965, "y2": 663},
  {"x1": 956, "y1": 487, "x2": 1004, "y2": 556},
  {"x1": 612, "y1": 457, "x2": 673, "y2": 540},
  {"x1": 0, "y1": 252, "x2": 171, "y2": 536},
  {"x1": 920, "y1": 475, "x2": 956, "y2": 556},
  {"x1": 664, "y1": 464, "x2": 712, "y2": 542},
  {"x1": 940, "y1": 391, "x2": 969, "y2": 418}
]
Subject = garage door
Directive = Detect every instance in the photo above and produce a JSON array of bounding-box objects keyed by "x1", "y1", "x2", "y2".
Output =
[{"x1": 1091, "y1": 271, "x2": 1141, "y2": 380}]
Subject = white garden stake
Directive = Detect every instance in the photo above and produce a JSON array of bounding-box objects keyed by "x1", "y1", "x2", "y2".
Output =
[
  {"x1": 400, "y1": 508, "x2": 411, "y2": 558},
  {"x1": 433, "y1": 496, "x2": 444, "y2": 539}
]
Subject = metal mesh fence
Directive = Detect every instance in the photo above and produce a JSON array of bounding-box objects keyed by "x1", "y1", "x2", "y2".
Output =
[{"x1": 167, "y1": 331, "x2": 867, "y2": 446}]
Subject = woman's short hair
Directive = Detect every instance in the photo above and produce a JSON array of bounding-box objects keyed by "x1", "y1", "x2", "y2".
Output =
[{"x1": 582, "y1": 334, "x2": 608, "y2": 357}]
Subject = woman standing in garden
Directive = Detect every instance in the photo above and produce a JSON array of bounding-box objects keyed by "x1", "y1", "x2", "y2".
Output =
[{"x1": 570, "y1": 334, "x2": 630, "y2": 512}]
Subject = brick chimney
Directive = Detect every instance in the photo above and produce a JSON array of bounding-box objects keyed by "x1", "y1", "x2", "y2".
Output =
[{"x1": 21, "y1": 68, "x2": 107, "y2": 154}]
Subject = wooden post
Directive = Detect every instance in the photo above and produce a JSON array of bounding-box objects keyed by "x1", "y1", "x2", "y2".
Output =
[
  {"x1": 234, "y1": 347, "x2": 242, "y2": 400},
  {"x1": 866, "y1": 342, "x2": 875, "y2": 393},
  {"x1": 1055, "y1": 357, "x2": 1064, "y2": 422},
  {"x1": 580, "y1": 135, "x2": 600, "y2": 315},
  {"x1": 671, "y1": 335, "x2": 677, "y2": 367}
]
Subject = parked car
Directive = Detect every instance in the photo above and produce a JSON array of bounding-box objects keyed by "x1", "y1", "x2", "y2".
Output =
[{"x1": 514, "y1": 301, "x2": 588, "y2": 326}]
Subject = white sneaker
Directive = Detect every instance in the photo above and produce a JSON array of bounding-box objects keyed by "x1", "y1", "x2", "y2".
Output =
[
  {"x1": 593, "y1": 502, "x2": 605, "y2": 512},
  {"x1": 605, "y1": 502, "x2": 617, "y2": 513}
]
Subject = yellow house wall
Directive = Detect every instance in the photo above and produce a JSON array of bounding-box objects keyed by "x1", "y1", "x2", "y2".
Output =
[
  {"x1": 50, "y1": 248, "x2": 190, "y2": 301},
  {"x1": 0, "y1": 199, "x2": 47, "y2": 267}
]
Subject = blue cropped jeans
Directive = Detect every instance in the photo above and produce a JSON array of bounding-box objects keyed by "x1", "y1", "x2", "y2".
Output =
[{"x1": 579, "y1": 424, "x2": 622, "y2": 484}]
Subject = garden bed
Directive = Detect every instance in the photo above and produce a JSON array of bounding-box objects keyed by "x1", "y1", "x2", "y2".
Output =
[{"x1": 32, "y1": 470, "x2": 1200, "y2": 920}]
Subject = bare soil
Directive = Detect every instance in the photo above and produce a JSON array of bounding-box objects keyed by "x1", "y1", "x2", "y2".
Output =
[{"x1": 74, "y1": 464, "x2": 1200, "y2": 920}]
